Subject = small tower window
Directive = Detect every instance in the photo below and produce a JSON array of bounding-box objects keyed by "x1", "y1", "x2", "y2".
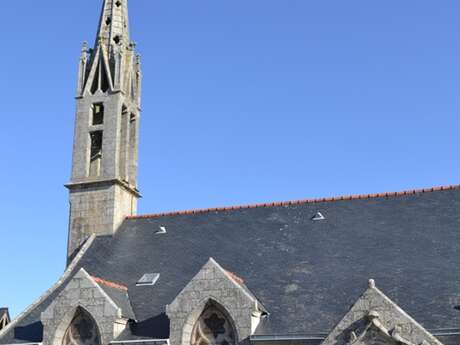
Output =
[
  {"x1": 89, "y1": 131, "x2": 103, "y2": 177},
  {"x1": 92, "y1": 103, "x2": 104, "y2": 125}
]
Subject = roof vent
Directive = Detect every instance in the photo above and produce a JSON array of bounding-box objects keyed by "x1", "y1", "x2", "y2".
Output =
[
  {"x1": 312, "y1": 212, "x2": 325, "y2": 221},
  {"x1": 156, "y1": 226, "x2": 167, "y2": 234},
  {"x1": 136, "y1": 273, "x2": 160, "y2": 286}
]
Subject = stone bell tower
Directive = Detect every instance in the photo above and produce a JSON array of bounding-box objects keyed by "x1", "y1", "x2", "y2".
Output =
[{"x1": 66, "y1": 0, "x2": 142, "y2": 261}]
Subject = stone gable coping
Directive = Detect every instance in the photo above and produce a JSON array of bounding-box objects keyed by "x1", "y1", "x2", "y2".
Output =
[
  {"x1": 79, "y1": 269, "x2": 121, "y2": 313},
  {"x1": 41, "y1": 268, "x2": 125, "y2": 345},
  {"x1": 321, "y1": 279, "x2": 443, "y2": 345},
  {"x1": 167, "y1": 258, "x2": 265, "y2": 345},
  {"x1": 168, "y1": 258, "x2": 259, "y2": 312}
]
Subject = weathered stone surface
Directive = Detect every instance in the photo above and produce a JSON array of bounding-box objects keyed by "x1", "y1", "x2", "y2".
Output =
[
  {"x1": 167, "y1": 258, "x2": 265, "y2": 345},
  {"x1": 67, "y1": 183, "x2": 138, "y2": 259},
  {"x1": 66, "y1": 0, "x2": 142, "y2": 261},
  {"x1": 41, "y1": 269, "x2": 127, "y2": 345},
  {"x1": 321, "y1": 280, "x2": 442, "y2": 345}
]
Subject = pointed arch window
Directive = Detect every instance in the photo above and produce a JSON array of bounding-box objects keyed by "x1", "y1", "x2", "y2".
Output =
[
  {"x1": 62, "y1": 308, "x2": 101, "y2": 345},
  {"x1": 191, "y1": 302, "x2": 237, "y2": 345}
]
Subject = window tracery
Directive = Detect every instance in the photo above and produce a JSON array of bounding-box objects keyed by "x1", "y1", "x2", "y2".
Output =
[
  {"x1": 191, "y1": 303, "x2": 236, "y2": 345},
  {"x1": 62, "y1": 308, "x2": 101, "y2": 345}
]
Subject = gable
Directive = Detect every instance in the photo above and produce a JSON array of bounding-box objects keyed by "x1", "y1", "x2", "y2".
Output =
[
  {"x1": 167, "y1": 258, "x2": 266, "y2": 345},
  {"x1": 41, "y1": 268, "x2": 129, "y2": 345},
  {"x1": 167, "y1": 258, "x2": 263, "y2": 314},
  {"x1": 322, "y1": 280, "x2": 442, "y2": 345}
]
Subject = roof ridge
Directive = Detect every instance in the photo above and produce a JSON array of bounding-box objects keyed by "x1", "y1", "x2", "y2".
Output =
[
  {"x1": 92, "y1": 276, "x2": 128, "y2": 291},
  {"x1": 126, "y1": 184, "x2": 460, "y2": 220}
]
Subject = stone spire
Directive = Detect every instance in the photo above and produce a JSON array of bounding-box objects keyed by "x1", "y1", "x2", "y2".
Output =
[{"x1": 96, "y1": 0, "x2": 130, "y2": 51}]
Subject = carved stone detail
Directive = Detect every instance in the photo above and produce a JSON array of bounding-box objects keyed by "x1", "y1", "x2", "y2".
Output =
[{"x1": 322, "y1": 280, "x2": 442, "y2": 345}]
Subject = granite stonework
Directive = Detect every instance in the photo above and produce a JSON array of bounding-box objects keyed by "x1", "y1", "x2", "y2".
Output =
[
  {"x1": 67, "y1": 182, "x2": 138, "y2": 260},
  {"x1": 65, "y1": 0, "x2": 142, "y2": 261},
  {"x1": 41, "y1": 269, "x2": 128, "y2": 345},
  {"x1": 167, "y1": 258, "x2": 266, "y2": 345},
  {"x1": 322, "y1": 280, "x2": 442, "y2": 345}
]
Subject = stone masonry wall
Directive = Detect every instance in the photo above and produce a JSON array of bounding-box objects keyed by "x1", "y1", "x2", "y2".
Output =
[
  {"x1": 167, "y1": 259, "x2": 260, "y2": 345},
  {"x1": 322, "y1": 281, "x2": 442, "y2": 345},
  {"x1": 41, "y1": 269, "x2": 126, "y2": 345},
  {"x1": 68, "y1": 184, "x2": 116, "y2": 257},
  {"x1": 68, "y1": 183, "x2": 137, "y2": 259}
]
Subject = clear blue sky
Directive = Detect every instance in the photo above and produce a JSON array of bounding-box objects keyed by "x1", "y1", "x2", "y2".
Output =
[{"x1": 1, "y1": 0, "x2": 460, "y2": 316}]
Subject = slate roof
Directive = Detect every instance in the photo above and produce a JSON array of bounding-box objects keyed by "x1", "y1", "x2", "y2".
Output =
[{"x1": 3, "y1": 186, "x2": 460, "y2": 343}]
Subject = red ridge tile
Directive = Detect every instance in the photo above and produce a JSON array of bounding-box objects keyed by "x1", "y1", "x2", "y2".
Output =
[
  {"x1": 92, "y1": 276, "x2": 128, "y2": 291},
  {"x1": 127, "y1": 184, "x2": 460, "y2": 220}
]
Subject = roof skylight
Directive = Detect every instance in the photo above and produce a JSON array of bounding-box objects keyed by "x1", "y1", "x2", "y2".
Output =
[{"x1": 136, "y1": 273, "x2": 160, "y2": 286}]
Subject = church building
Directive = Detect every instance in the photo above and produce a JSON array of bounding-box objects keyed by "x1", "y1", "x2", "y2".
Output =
[{"x1": 2, "y1": 2, "x2": 460, "y2": 345}]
